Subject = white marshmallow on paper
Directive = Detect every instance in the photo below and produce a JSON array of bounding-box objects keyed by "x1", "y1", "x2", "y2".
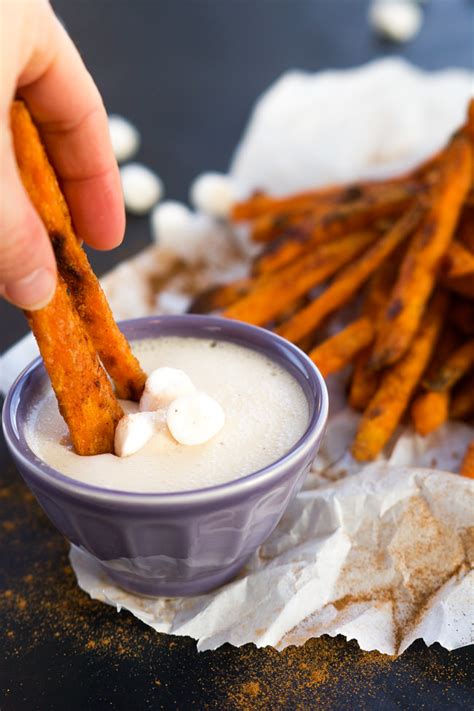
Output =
[
  {"x1": 114, "y1": 411, "x2": 157, "y2": 457},
  {"x1": 167, "y1": 392, "x2": 225, "y2": 446},
  {"x1": 139, "y1": 367, "x2": 196, "y2": 412},
  {"x1": 121, "y1": 163, "x2": 163, "y2": 215},
  {"x1": 369, "y1": 0, "x2": 423, "y2": 43},
  {"x1": 190, "y1": 172, "x2": 242, "y2": 219},
  {"x1": 151, "y1": 201, "x2": 193, "y2": 250},
  {"x1": 108, "y1": 115, "x2": 141, "y2": 163}
]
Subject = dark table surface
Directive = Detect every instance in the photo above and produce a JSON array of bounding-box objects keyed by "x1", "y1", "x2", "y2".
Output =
[{"x1": 1, "y1": 1, "x2": 473, "y2": 708}]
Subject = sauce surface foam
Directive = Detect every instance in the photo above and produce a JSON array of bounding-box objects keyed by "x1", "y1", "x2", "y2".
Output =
[{"x1": 26, "y1": 336, "x2": 309, "y2": 493}]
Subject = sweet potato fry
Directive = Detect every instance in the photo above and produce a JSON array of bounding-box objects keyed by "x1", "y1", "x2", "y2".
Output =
[
  {"x1": 232, "y1": 150, "x2": 440, "y2": 222},
  {"x1": 351, "y1": 291, "x2": 447, "y2": 461},
  {"x1": 348, "y1": 260, "x2": 399, "y2": 410},
  {"x1": 371, "y1": 131, "x2": 472, "y2": 369},
  {"x1": 411, "y1": 391, "x2": 449, "y2": 436},
  {"x1": 277, "y1": 204, "x2": 423, "y2": 345},
  {"x1": 308, "y1": 317, "x2": 374, "y2": 378},
  {"x1": 188, "y1": 278, "x2": 253, "y2": 313},
  {"x1": 11, "y1": 100, "x2": 146, "y2": 400},
  {"x1": 224, "y1": 230, "x2": 377, "y2": 326},
  {"x1": 251, "y1": 184, "x2": 422, "y2": 274},
  {"x1": 26, "y1": 277, "x2": 123, "y2": 455},
  {"x1": 450, "y1": 373, "x2": 474, "y2": 420},
  {"x1": 460, "y1": 441, "x2": 474, "y2": 478},
  {"x1": 252, "y1": 226, "x2": 317, "y2": 276},
  {"x1": 424, "y1": 339, "x2": 474, "y2": 391},
  {"x1": 442, "y1": 240, "x2": 474, "y2": 279}
]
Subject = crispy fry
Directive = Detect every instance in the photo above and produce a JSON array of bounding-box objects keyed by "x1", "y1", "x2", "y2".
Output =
[
  {"x1": 371, "y1": 131, "x2": 472, "y2": 369},
  {"x1": 251, "y1": 184, "x2": 422, "y2": 273},
  {"x1": 277, "y1": 204, "x2": 423, "y2": 345},
  {"x1": 308, "y1": 317, "x2": 374, "y2": 378},
  {"x1": 424, "y1": 339, "x2": 474, "y2": 391},
  {"x1": 442, "y1": 239, "x2": 474, "y2": 279},
  {"x1": 450, "y1": 373, "x2": 474, "y2": 420},
  {"x1": 26, "y1": 277, "x2": 123, "y2": 455},
  {"x1": 351, "y1": 291, "x2": 447, "y2": 461},
  {"x1": 232, "y1": 150, "x2": 441, "y2": 222},
  {"x1": 11, "y1": 100, "x2": 146, "y2": 400},
  {"x1": 411, "y1": 391, "x2": 449, "y2": 436},
  {"x1": 460, "y1": 441, "x2": 474, "y2": 478},
  {"x1": 224, "y1": 230, "x2": 377, "y2": 326},
  {"x1": 188, "y1": 278, "x2": 253, "y2": 313},
  {"x1": 348, "y1": 261, "x2": 399, "y2": 410},
  {"x1": 253, "y1": 226, "x2": 317, "y2": 275}
]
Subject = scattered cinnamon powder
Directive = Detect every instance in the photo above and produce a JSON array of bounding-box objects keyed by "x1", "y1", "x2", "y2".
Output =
[{"x1": 1, "y1": 478, "x2": 471, "y2": 708}]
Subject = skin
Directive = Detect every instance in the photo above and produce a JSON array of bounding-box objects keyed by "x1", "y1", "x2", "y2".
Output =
[{"x1": 0, "y1": 0, "x2": 124, "y2": 309}]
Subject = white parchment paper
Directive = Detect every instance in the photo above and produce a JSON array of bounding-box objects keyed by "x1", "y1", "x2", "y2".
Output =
[{"x1": 2, "y1": 59, "x2": 473, "y2": 655}]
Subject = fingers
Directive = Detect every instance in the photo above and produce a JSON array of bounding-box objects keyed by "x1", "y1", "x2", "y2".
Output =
[
  {"x1": 0, "y1": 129, "x2": 56, "y2": 309},
  {"x1": 18, "y1": 8, "x2": 125, "y2": 250}
]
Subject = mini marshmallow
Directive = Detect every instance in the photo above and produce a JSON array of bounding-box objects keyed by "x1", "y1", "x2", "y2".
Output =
[
  {"x1": 151, "y1": 201, "x2": 193, "y2": 248},
  {"x1": 369, "y1": 0, "x2": 423, "y2": 43},
  {"x1": 121, "y1": 163, "x2": 163, "y2": 215},
  {"x1": 108, "y1": 115, "x2": 140, "y2": 163},
  {"x1": 167, "y1": 392, "x2": 225, "y2": 446},
  {"x1": 190, "y1": 172, "x2": 241, "y2": 219},
  {"x1": 114, "y1": 411, "x2": 157, "y2": 457},
  {"x1": 139, "y1": 367, "x2": 196, "y2": 412}
]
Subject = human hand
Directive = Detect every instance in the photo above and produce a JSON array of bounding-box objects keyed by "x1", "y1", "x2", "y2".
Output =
[{"x1": 0, "y1": 0, "x2": 124, "y2": 310}]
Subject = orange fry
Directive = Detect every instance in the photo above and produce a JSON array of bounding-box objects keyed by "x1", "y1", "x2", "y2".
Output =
[
  {"x1": 371, "y1": 130, "x2": 472, "y2": 369},
  {"x1": 348, "y1": 260, "x2": 399, "y2": 410},
  {"x1": 308, "y1": 317, "x2": 374, "y2": 378},
  {"x1": 411, "y1": 391, "x2": 449, "y2": 436},
  {"x1": 442, "y1": 273, "x2": 474, "y2": 300},
  {"x1": 442, "y1": 239, "x2": 474, "y2": 279},
  {"x1": 251, "y1": 184, "x2": 422, "y2": 275},
  {"x1": 277, "y1": 204, "x2": 423, "y2": 345},
  {"x1": 424, "y1": 339, "x2": 474, "y2": 391},
  {"x1": 460, "y1": 441, "x2": 474, "y2": 478},
  {"x1": 11, "y1": 100, "x2": 146, "y2": 401},
  {"x1": 224, "y1": 230, "x2": 377, "y2": 326},
  {"x1": 26, "y1": 277, "x2": 123, "y2": 455},
  {"x1": 351, "y1": 291, "x2": 447, "y2": 462},
  {"x1": 450, "y1": 373, "x2": 474, "y2": 420},
  {"x1": 189, "y1": 278, "x2": 253, "y2": 314}
]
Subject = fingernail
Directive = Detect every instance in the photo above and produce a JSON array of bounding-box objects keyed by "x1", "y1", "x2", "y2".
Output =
[{"x1": 4, "y1": 268, "x2": 56, "y2": 310}]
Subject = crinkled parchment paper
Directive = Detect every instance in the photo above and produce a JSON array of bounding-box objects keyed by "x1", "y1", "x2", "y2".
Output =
[{"x1": 2, "y1": 59, "x2": 473, "y2": 655}]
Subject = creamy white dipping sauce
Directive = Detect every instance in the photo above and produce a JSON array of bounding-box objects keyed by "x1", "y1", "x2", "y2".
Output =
[{"x1": 26, "y1": 337, "x2": 309, "y2": 493}]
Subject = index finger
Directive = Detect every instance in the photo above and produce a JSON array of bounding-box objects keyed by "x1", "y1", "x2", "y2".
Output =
[{"x1": 18, "y1": 12, "x2": 124, "y2": 250}]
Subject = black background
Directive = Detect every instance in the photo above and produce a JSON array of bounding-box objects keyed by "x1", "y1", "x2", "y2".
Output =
[{"x1": 1, "y1": 1, "x2": 473, "y2": 708}]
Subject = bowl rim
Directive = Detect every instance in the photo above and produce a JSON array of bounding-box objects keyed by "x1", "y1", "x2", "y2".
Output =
[{"x1": 2, "y1": 315, "x2": 328, "y2": 507}]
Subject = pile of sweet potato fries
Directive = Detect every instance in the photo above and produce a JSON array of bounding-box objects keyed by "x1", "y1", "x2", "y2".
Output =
[
  {"x1": 11, "y1": 101, "x2": 146, "y2": 455},
  {"x1": 192, "y1": 100, "x2": 474, "y2": 477}
]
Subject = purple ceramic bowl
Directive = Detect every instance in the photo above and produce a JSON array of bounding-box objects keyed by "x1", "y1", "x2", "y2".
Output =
[{"x1": 3, "y1": 315, "x2": 328, "y2": 597}]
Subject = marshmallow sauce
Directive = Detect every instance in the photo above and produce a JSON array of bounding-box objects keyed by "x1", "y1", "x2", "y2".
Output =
[{"x1": 25, "y1": 336, "x2": 309, "y2": 493}]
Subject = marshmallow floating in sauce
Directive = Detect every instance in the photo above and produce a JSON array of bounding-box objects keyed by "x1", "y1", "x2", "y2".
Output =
[
  {"x1": 108, "y1": 115, "x2": 140, "y2": 163},
  {"x1": 120, "y1": 163, "x2": 163, "y2": 214},
  {"x1": 139, "y1": 367, "x2": 196, "y2": 412},
  {"x1": 114, "y1": 411, "x2": 157, "y2": 457},
  {"x1": 189, "y1": 172, "x2": 242, "y2": 219},
  {"x1": 167, "y1": 392, "x2": 225, "y2": 446}
]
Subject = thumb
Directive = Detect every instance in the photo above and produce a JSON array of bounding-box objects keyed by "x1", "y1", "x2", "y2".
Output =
[{"x1": 0, "y1": 127, "x2": 57, "y2": 310}]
